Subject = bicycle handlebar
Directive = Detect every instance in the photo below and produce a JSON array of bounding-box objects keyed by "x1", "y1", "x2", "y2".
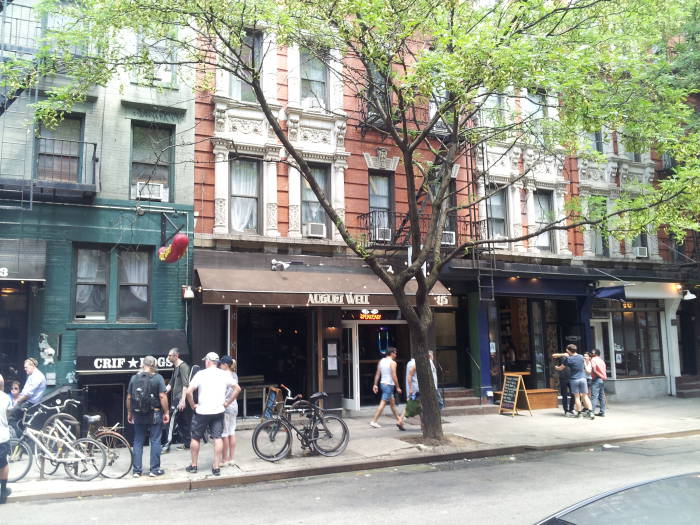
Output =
[{"x1": 279, "y1": 384, "x2": 302, "y2": 402}]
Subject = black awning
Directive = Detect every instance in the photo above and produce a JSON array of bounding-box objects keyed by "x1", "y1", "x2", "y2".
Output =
[
  {"x1": 0, "y1": 238, "x2": 46, "y2": 281},
  {"x1": 76, "y1": 329, "x2": 189, "y2": 374}
]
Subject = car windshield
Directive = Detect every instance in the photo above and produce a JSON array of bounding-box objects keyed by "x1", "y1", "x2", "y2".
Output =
[{"x1": 541, "y1": 473, "x2": 700, "y2": 525}]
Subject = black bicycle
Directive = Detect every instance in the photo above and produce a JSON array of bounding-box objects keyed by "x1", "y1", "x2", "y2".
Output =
[{"x1": 252, "y1": 385, "x2": 349, "y2": 462}]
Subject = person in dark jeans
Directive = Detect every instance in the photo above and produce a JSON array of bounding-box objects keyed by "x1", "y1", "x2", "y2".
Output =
[
  {"x1": 164, "y1": 348, "x2": 192, "y2": 451},
  {"x1": 126, "y1": 356, "x2": 170, "y2": 478},
  {"x1": 557, "y1": 357, "x2": 574, "y2": 416}
]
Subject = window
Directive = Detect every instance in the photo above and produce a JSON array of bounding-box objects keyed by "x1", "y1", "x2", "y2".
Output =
[
  {"x1": 525, "y1": 89, "x2": 548, "y2": 143},
  {"x1": 611, "y1": 301, "x2": 664, "y2": 377},
  {"x1": 534, "y1": 190, "x2": 554, "y2": 251},
  {"x1": 131, "y1": 123, "x2": 172, "y2": 202},
  {"x1": 74, "y1": 246, "x2": 152, "y2": 322},
  {"x1": 366, "y1": 63, "x2": 390, "y2": 123},
  {"x1": 37, "y1": 116, "x2": 83, "y2": 183},
  {"x1": 300, "y1": 47, "x2": 328, "y2": 108},
  {"x1": 589, "y1": 197, "x2": 609, "y2": 256},
  {"x1": 485, "y1": 186, "x2": 507, "y2": 238},
  {"x1": 632, "y1": 233, "x2": 648, "y2": 248},
  {"x1": 369, "y1": 172, "x2": 392, "y2": 230},
  {"x1": 136, "y1": 34, "x2": 176, "y2": 85},
  {"x1": 118, "y1": 250, "x2": 150, "y2": 320},
  {"x1": 626, "y1": 150, "x2": 642, "y2": 163},
  {"x1": 590, "y1": 131, "x2": 604, "y2": 153},
  {"x1": 230, "y1": 30, "x2": 262, "y2": 103},
  {"x1": 230, "y1": 158, "x2": 261, "y2": 233},
  {"x1": 301, "y1": 165, "x2": 330, "y2": 235},
  {"x1": 75, "y1": 248, "x2": 109, "y2": 320}
]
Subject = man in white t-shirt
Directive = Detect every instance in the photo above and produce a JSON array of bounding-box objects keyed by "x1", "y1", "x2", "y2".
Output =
[
  {"x1": 0, "y1": 374, "x2": 13, "y2": 504},
  {"x1": 185, "y1": 352, "x2": 236, "y2": 476}
]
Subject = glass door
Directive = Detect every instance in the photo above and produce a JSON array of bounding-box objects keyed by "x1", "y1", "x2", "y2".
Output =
[
  {"x1": 341, "y1": 324, "x2": 359, "y2": 411},
  {"x1": 591, "y1": 319, "x2": 614, "y2": 379}
]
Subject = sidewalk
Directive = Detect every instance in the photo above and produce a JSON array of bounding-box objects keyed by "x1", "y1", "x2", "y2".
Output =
[{"x1": 6, "y1": 397, "x2": 700, "y2": 503}]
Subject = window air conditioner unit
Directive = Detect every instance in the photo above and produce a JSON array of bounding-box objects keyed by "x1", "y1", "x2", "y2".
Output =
[
  {"x1": 373, "y1": 227, "x2": 392, "y2": 243},
  {"x1": 136, "y1": 181, "x2": 164, "y2": 201},
  {"x1": 634, "y1": 246, "x2": 649, "y2": 258},
  {"x1": 441, "y1": 231, "x2": 456, "y2": 246},
  {"x1": 303, "y1": 222, "x2": 327, "y2": 238}
]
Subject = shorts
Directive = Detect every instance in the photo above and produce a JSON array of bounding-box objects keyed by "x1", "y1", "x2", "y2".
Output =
[
  {"x1": 570, "y1": 377, "x2": 589, "y2": 394},
  {"x1": 380, "y1": 383, "x2": 395, "y2": 402},
  {"x1": 0, "y1": 441, "x2": 9, "y2": 469},
  {"x1": 191, "y1": 412, "x2": 225, "y2": 440},
  {"x1": 222, "y1": 410, "x2": 237, "y2": 438}
]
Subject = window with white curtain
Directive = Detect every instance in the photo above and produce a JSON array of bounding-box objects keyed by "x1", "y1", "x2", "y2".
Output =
[
  {"x1": 131, "y1": 123, "x2": 172, "y2": 202},
  {"x1": 230, "y1": 158, "x2": 260, "y2": 233},
  {"x1": 75, "y1": 248, "x2": 109, "y2": 320},
  {"x1": 118, "y1": 250, "x2": 150, "y2": 320},
  {"x1": 300, "y1": 47, "x2": 328, "y2": 108},
  {"x1": 302, "y1": 165, "x2": 329, "y2": 231},
  {"x1": 230, "y1": 30, "x2": 262, "y2": 103},
  {"x1": 486, "y1": 186, "x2": 507, "y2": 238},
  {"x1": 534, "y1": 190, "x2": 554, "y2": 251},
  {"x1": 369, "y1": 172, "x2": 391, "y2": 229}
]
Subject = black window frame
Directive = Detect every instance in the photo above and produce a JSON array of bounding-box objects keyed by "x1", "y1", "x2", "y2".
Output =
[
  {"x1": 229, "y1": 156, "x2": 263, "y2": 234},
  {"x1": 485, "y1": 185, "x2": 508, "y2": 239},
  {"x1": 130, "y1": 121, "x2": 174, "y2": 202},
  {"x1": 117, "y1": 248, "x2": 152, "y2": 321},
  {"x1": 35, "y1": 114, "x2": 85, "y2": 183},
  {"x1": 533, "y1": 189, "x2": 554, "y2": 252},
  {"x1": 74, "y1": 245, "x2": 110, "y2": 321},
  {"x1": 231, "y1": 29, "x2": 263, "y2": 103}
]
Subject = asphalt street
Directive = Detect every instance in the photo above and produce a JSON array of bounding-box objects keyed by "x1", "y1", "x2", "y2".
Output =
[{"x1": 4, "y1": 435, "x2": 700, "y2": 525}]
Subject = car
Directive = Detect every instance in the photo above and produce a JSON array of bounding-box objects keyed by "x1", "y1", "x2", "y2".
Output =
[{"x1": 535, "y1": 472, "x2": 700, "y2": 525}]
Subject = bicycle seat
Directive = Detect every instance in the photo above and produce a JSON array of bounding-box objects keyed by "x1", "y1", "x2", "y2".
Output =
[
  {"x1": 83, "y1": 414, "x2": 101, "y2": 425},
  {"x1": 309, "y1": 392, "x2": 328, "y2": 401}
]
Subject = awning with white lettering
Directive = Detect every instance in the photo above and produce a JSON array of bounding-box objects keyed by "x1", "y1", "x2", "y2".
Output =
[
  {"x1": 195, "y1": 267, "x2": 455, "y2": 308},
  {"x1": 75, "y1": 329, "x2": 189, "y2": 374}
]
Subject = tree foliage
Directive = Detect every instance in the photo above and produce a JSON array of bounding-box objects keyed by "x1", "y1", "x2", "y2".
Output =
[{"x1": 7, "y1": 0, "x2": 700, "y2": 440}]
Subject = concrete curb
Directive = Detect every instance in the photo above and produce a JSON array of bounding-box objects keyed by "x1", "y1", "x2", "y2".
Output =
[{"x1": 9, "y1": 428, "x2": 700, "y2": 503}]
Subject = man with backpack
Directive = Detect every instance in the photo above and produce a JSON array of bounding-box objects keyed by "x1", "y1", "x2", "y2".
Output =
[{"x1": 126, "y1": 356, "x2": 170, "y2": 478}]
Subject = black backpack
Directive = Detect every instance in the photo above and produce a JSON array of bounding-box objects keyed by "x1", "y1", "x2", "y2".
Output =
[{"x1": 132, "y1": 372, "x2": 156, "y2": 414}]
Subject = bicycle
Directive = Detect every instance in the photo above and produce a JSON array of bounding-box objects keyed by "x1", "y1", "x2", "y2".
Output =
[
  {"x1": 40, "y1": 399, "x2": 133, "y2": 479},
  {"x1": 252, "y1": 384, "x2": 349, "y2": 462},
  {"x1": 7, "y1": 403, "x2": 106, "y2": 482}
]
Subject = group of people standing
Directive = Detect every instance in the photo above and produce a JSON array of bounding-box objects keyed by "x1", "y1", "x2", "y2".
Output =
[
  {"x1": 554, "y1": 344, "x2": 607, "y2": 419},
  {"x1": 126, "y1": 349, "x2": 241, "y2": 478},
  {"x1": 369, "y1": 347, "x2": 442, "y2": 430}
]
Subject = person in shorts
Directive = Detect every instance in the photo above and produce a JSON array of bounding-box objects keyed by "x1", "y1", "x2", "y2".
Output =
[
  {"x1": 553, "y1": 344, "x2": 594, "y2": 419},
  {"x1": 0, "y1": 374, "x2": 13, "y2": 504},
  {"x1": 185, "y1": 352, "x2": 237, "y2": 476},
  {"x1": 369, "y1": 347, "x2": 402, "y2": 429},
  {"x1": 218, "y1": 355, "x2": 241, "y2": 467}
]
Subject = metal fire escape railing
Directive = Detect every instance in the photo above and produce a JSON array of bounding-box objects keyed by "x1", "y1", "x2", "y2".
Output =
[{"x1": 1, "y1": 1, "x2": 41, "y2": 209}]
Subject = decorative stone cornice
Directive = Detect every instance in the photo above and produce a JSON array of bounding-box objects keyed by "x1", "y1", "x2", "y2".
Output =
[{"x1": 363, "y1": 147, "x2": 400, "y2": 172}]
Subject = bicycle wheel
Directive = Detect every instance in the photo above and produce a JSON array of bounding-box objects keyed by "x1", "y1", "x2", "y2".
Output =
[
  {"x1": 63, "y1": 438, "x2": 106, "y2": 481},
  {"x1": 41, "y1": 413, "x2": 80, "y2": 441},
  {"x1": 7, "y1": 438, "x2": 33, "y2": 482},
  {"x1": 40, "y1": 426, "x2": 68, "y2": 476},
  {"x1": 252, "y1": 419, "x2": 292, "y2": 462},
  {"x1": 311, "y1": 415, "x2": 349, "y2": 457},
  {"x1": 94, "y1": 431, "x2": 133, "y2": 479}
]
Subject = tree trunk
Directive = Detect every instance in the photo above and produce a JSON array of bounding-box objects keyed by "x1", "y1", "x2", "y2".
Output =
[{"x1": 408, "y1": 318, "x2": 444, "y2": 442}]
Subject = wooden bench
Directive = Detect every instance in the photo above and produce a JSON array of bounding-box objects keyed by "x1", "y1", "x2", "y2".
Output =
[{"x1": 494, "y1": 388, "x2": 558, "y2": 410}]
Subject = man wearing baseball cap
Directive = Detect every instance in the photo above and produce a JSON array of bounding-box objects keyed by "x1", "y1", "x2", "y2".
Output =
[{"x1": 185, "y1": 352, "x2": 237, "y2": 476}]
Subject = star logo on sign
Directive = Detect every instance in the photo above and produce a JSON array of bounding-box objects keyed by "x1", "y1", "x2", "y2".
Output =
[{"x1": 128, "y1": 358, "x2": 139, "y2": 368}]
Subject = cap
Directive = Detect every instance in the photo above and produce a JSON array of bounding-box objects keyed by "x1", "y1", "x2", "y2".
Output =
[
  {"x1": 219, "y1": 355, "x2": 233, "y2": 366},
  {"x1": 203, "y1": 352, "x2": 220, "y2": 362}
]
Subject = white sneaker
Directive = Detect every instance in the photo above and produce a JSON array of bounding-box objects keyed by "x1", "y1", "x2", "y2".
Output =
[{"x1": 369, "y1": 421, "x2": 381, "y2": 428}]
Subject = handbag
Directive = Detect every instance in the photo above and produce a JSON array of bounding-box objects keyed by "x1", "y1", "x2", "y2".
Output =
[{"x1": 405, "y1": 397, "x2": 421, "y2": 418}]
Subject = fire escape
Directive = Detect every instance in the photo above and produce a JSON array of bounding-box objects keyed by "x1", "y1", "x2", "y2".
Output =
[
  {"x1": 356, "y1": 143, "x2": 497, "y2": 301},
  {"x1": 0, "y1": 0, "x2": 98, "y2": 209}
]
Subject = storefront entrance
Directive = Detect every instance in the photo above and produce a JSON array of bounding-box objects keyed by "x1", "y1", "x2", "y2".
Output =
[
  {"x1": 0, "y1": 282, "x2": 29, "y2": 384},
  {"x1": 341, "y1": 318, "x2": 409, "y2": 411}
]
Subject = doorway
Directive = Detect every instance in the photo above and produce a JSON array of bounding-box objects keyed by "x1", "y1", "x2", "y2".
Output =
[
  {"x1": 590, "y1": 319, "x2": 614, "y2": 379},
  {"x1": 341, "y1": 320, "x2": 409, "y2": 410},
  {"x1": 0, "y1": 282, "x2": 28, "y2": 384}
]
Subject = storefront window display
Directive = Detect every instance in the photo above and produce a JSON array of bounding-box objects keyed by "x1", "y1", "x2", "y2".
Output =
[{"x1": 611, "y1": 301, "x2": 664, "y2": 377}]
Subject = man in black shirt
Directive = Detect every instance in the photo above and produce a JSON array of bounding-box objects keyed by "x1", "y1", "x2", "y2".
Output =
[
  {"x1": 164, "y1": 348, "x2": 192, "y2": 451},
  {"x1": 556, "y1": 357, "x2": 574, "y2": 416}
]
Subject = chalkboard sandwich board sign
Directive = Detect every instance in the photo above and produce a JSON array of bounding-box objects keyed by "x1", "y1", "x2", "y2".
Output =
[{"x1": 499, "y1": 373, "x2": 532, "y2": 416}]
